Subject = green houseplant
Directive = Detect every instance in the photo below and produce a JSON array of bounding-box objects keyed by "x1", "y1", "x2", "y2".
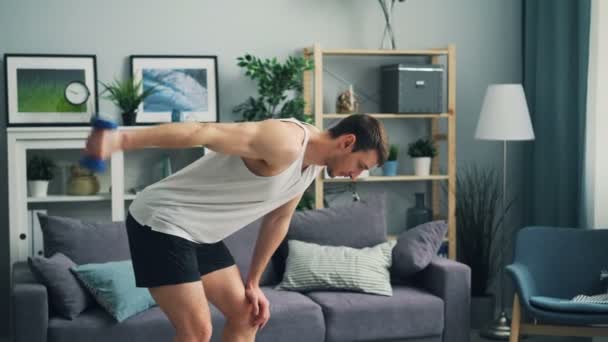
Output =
[
  {"x1": 27, "y1": 155, "x2": 56, "y2": 197},
  {"x1": 382, "y1": 144, "x2": 399, "y2": 176},
  {"x1": 448, "y1": 163, "x2": 514, "y2": 327},
  {"x1": 233, "y1": 54, "x2": 314, "y2": 123},
  {"x1": 100, "y1": 77, "x2": 157, "y2": 126},
  {"x1": 233, "y1": 54, "x2": 315, "y2": 210},
  {"x1": 407, "y1": 138, "x2": 437, "y2": 176},
  {"x1": 296, "y1": 191, "x2": 315, "y2": 211}
]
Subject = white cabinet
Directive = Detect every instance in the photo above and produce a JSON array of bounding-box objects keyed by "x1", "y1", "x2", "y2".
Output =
[{"x1": 6, "y1": 126, "x2": 204, "y2": 267}]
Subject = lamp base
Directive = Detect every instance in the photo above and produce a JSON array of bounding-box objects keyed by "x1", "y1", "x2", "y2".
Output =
[{"x1": 480, "y1": 311, "x2": 511, "y2": 340}]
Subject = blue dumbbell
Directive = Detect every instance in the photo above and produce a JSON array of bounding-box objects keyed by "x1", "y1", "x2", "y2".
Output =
[{"x1": 80, "y1": 118, "x2": 118, "y2": 173}]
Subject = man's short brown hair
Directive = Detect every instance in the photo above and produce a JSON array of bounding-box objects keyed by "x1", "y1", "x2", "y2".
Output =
[{"x1": 327, "y1": 114, "x2": 389, "y2": 166}]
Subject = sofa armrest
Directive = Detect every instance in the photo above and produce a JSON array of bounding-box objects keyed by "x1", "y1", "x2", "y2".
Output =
[
  {"x1": 11, "y1": 262, "x2": 48, "y2": 342},
  {"x1": 415, "y1": 257, "x2": 471, "y2": 342}
]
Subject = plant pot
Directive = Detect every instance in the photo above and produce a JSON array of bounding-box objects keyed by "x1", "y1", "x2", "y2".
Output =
[
  {"x1": 471, "y1": 294, "x2": 496, "y2": 330},
  {"x1": 383, "y1": 161, "x2": 398, "y2": 176},
  {"x1": 28, "y1": 180, "x2": 49, "y2": 197},
  {"x1": 68, "y1": 175, "x2": 100, "y2": 195},
  {"x1": 122, "y1": 111, "x2": 137, "y2": 126},
  {"x1": 413, "y1": 157, "x2": 431, "y2": 176}
]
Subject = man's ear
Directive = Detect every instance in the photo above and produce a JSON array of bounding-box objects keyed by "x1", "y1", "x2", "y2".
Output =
[{"x1": 341, "y1": 134, "x2": 356, "y2": 150}]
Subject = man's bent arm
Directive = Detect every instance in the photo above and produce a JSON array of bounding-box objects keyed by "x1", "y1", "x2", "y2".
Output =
[{"x1": 246, "y1": 193, "x2": 302, "y2": 286}]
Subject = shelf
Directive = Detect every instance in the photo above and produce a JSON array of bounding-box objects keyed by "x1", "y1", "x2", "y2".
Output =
[
  {"x1": 323, "y1": 113, "x2": 449, "y2": 119},
  {"x1": 28, "y1": 193, "x2": 111, "y2": 203},
  {"x1": 320, "y1": 48, "x2": 449, "y2": 56},
  {"x1": 323, "y1": 175, "x2": 449, "y2": 183},
  {"x1": 124, "y1": 194, "x2": 137, "y2": 200}
]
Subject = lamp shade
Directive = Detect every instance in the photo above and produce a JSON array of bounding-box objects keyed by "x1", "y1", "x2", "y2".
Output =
[{"x1": 475, "y1": 84, "x2": 535, "y2": 141}]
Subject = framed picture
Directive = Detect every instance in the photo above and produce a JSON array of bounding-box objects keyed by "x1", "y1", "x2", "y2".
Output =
[
  {"x1": 4, "y1": 54, "x2": 98, "y2": 126},
  {"x1": 130, "y1": 55, "x2": 219, "y2": 124}
]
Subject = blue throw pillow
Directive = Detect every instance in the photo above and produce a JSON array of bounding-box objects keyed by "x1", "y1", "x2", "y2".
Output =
[{"x1": 71, "y1": 260, "x2": 156, "y2": 322}]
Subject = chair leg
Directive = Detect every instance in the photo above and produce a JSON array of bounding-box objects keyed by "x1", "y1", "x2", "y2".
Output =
[{"x1": 509, "y1": 294, "x2": 521, "y2": 342}]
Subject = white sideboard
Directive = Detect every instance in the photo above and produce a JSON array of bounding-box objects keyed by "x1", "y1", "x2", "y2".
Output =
[{"x1": 6, "y1": 126, "x2": 204, "y2": 267}]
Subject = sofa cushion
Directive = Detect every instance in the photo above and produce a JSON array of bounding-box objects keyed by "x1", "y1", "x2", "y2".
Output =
[
  {"x1": 39, "y1": 214, "x2": 131, "y2": 264},
  {"x1": 223, "y1": 218, "x2": 279, "y2": 286},
  {"x1": 246, "y1": 288, "x2": 325, "y2": 342},
  {"x1": 392, "y1": 220, "x2": 448, "y2": 279},
  {"x1": 48, "y1": 306, "x2": 174, "y2": 342},
  {"x1": 277, "y1": 239, "x2": 396, "y2": 296},
  {"x1": 28, "y1": 253, "x2": 93, "y2": 319},
  {"x1": 274, "y1": 196, "x2": 387, "y2": 276},
  {"x1": 48, "y1": 286, "x2": 324, "y2": 342},
  {"x1": 71, "y1": 260, "x2": 157, "y2": 322},
  {"x1": 306, "y1": 285, "x2": 444, "y2": 342}
]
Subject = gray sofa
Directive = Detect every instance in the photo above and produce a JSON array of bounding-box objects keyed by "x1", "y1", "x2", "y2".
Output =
[{"x1": 12, "y1": 199, "x2": 470, "y2": 342}]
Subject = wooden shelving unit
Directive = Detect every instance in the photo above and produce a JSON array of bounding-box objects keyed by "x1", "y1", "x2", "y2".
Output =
[{"x1": 303, "y1": 43, "x2": 457, "y2": 260}]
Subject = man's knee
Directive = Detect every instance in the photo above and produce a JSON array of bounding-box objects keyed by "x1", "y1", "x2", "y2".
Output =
[{"x1": 225, "y1": 302, "x2": 257, "y2": 332}]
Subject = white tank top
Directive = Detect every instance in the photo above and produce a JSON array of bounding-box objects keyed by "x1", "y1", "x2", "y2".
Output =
[{"x1": 128, "y1": 118, "x2": 323, "y2": 243}]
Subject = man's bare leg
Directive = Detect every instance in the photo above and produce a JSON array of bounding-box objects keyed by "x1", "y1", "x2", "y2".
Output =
[
  {"x1": 202, "y1": 265, "x2": 259, "y2": 342},
  {"x1": 149, "y1": 281, "x2": 213, "y2": 342}
]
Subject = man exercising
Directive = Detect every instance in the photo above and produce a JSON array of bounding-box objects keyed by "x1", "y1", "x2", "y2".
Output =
[{"x1": 84, "y1": 114, "x2": 388, "y2": 342}]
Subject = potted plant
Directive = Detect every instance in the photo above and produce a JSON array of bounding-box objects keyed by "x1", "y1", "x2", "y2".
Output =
[
  {"x1": 407, "y1": 138, "x2": 437, "y2": 176},
  {"x1": 100, "y1": 77, "x2": 157, "y2": 126},
  {"x1": 233, "y1": 54, "x2": 314, "y2": 123},
  {"x1": 382, "y1": 144, "x2": 399, "y2": 176},
  {"x1": 27, "y1": 155, "x2": 56, "y2": 197},
  {"x1": 446, "y1": 163, "x2": 514, "y2": 328}
]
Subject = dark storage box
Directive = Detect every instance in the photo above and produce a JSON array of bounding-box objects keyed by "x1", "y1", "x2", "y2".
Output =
[{"x1": 380, "y1": 64, "x2": 444, "y2": 113}]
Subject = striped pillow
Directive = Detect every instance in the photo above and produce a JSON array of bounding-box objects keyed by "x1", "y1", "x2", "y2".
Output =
[{"x1": 276, "y1": 239, "x2": 397, "y2": 296}]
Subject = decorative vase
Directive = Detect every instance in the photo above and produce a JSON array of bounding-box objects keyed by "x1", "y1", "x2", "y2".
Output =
[
  {"x1": 406, "y1": 192, "x2": 433, "y2": 229},
  {"x1": 413, "y1": 157, "x2": 432, "y2": 176},
  {"x1": 336, "y1": 85, "x2": 359, "y2": 114},
  {"x1": 382, "y1": 160, "x2": 398, "y2": 176},
  {"x1": 171, "y1": 109, "x2": 185, "y2": 122},
  {"x1": 122, "y1": 110, "x2": 137, "y2": 126},
  {"x1": 67, "y1": 164, "x2": 100, "y2": 195},
  {"x1": 28, "y1": 180, "x2": 49, "y2": 197}
]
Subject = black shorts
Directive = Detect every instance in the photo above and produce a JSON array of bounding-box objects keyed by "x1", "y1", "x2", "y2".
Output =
[{"x1": 125, "y1": 212, "x2": 236, "y2": 288}]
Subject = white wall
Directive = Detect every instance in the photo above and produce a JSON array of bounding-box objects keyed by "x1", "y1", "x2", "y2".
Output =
[
  {"x1": 585, "y1": 0, "x2": 608, "y2": 229},
  {"x1": 0, "y1": 0, "x2": 523, "y2": 337},
  {"x1": 588, "y1": 0, "x2": 608, "y2": 334}
]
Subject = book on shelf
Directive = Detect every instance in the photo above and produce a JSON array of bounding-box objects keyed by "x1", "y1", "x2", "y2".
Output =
[{"x1": 28, "y1": 209, "x2": 47, "y2": 258}]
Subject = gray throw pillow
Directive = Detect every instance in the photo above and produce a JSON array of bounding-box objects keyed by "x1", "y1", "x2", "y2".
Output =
[
  {"x1": 28, "y1": 253, "x2": 94, "y2": 319},
  {"x1": 391, "y1": 220, "x2": 448, "y2": 279},
  {"x1": 277, "y1": 239, "x2": 397, "y2": 296},
  {"x1": 224, "y1": 218, "x2": 279, "y2": 286},
  {"x1": 38, "y1": 214, "x2": 131, "y2": 264}
]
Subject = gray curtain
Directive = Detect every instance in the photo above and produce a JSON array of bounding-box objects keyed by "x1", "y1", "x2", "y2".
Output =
[{"x1": 522, "y1": 0, "x2": 591, "y2": 228}]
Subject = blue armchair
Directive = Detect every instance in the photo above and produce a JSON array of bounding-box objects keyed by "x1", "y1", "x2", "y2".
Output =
[{"x1": 506, "y1": 226, "x2": 608, "y2": 342}]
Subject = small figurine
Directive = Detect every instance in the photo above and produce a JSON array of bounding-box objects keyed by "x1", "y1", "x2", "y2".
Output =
[{"x1": 336, "y1": 85, "x2": 359, "y2": 114}]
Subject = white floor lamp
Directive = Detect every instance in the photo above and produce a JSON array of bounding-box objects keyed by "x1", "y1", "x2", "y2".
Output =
[{"x1": 474, "y1": 84, "x2": 535, "y2": 339}]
